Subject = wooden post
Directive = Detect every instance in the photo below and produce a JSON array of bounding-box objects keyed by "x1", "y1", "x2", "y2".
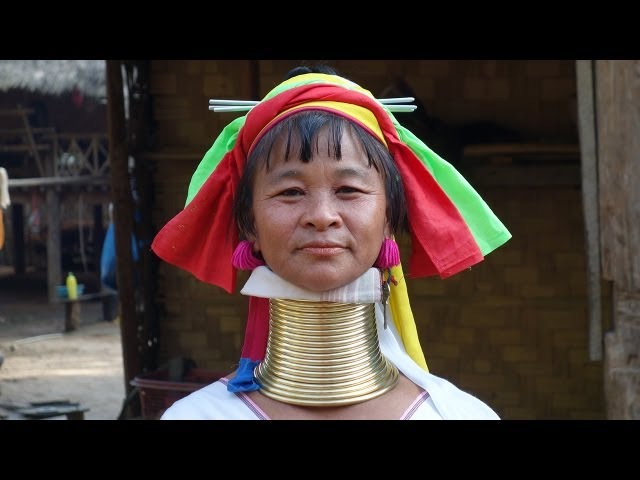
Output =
[
  {"x1": 125, "y1": 60, "x2": 158, "y2": 372},
  {"x1": 106, "y1": 60, "x2": 141, "y2": 394},
  {"x1": 595, "y1": 60, "x2": 640, "y2": 419},
  {"x1": 65, "y1": 301, "x2": 81, "y2": 332},
  {"x1": 45, "y1": 189, "x2": 62, "y2": 302},
  {"x1": 93, "y1": 204, "x2": 104, "y2": 280},
  {"x1": 604, "y1": 288, "x2": 640, "y2": 419},
  {"x1": 11, "y1": 203, "x2": 25, "y2": 274},
  {"x1": 576, "y1": 60, "x2": 602, "y2": 361}
]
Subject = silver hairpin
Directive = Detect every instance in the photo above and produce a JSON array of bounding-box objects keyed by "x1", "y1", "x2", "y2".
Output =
[{"x1": 208, "y1": 97, "x2": 417, "y2": 113}]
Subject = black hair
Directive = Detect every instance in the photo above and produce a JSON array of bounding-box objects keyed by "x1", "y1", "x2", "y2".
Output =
[
  {"x1": 284, "y1": 64, "x2": 340, "y2": 79},
  {"x1": 234, "y1": 109, "x2": 407, "y2": 240}
]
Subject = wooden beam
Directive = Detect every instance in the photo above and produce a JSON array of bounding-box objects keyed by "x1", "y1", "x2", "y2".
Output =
[
  {"x1": 463, "y1": 143, "x2": 579, "y2": 158},
  {"x1": 93, "y1": 204, "x2": 104, "y2": 284},
  {"x1": 576, "y1": 59, "x2": 603, "y2": 361},
  {"x1": 9, "y1": 190, "x2": 111, "y2": 207},
  {"x1": 0, "y1": 144, "x2": 51, "y2": 153},
  {"x1": 19, "y1": 106, "x2": 45, "y2": 177},
  {"x1": 595, "y1": 60, "x2": 640, "y2": 419},
  {"x1": 604, "y1": 287, "x2": 640, "y2": 419},
  {"x1": 597, "y1": 60, "x2": 640, "y2": 290},
  {"x1": 137, "y1": 151, "x2": 202, "y2": 162},
  {"x1": 106, "y1": 60, "x2": 141, "y2": 394},
  {"x1": 0, "y1": 127, "x2": 55, "y2": 135},
  {"x1": 11, "y1": 203, "x2": 25, "y2": 274},
  {"x1": 45, "y1": 189, "x2": 62, "y2": 302},
  {"x1": 461, "y1": 164, "x2": 580, "y2": 187},
  {"x1": 0, "y1": 108, "x2": 34, "y2": 116},
  {"x1": 8, "y1": 176, "x2": 110, "y2": 188},
  {"x1": 44, "y1": 132, "x2": 108, "y2": 139}
]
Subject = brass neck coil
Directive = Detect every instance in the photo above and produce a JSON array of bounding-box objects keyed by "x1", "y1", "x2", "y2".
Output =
[{"x1": 254, "y1": 298, "x2": 398, "y2": 406}]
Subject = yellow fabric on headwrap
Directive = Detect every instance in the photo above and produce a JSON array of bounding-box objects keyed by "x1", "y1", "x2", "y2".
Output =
[
  {"x1": 267, "y1": 73, "x2": 375, "y2": 100},
  {"x1": 255, "y1": 101, "x2": 388, "y2": 150},
  {"x1": 389, "y1": 260, "x2": 429, "y2": 371}
]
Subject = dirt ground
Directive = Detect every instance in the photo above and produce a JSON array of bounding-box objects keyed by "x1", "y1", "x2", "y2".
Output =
[{"x1": 0, "y1": 268, "x2": 126, "y2": 420}]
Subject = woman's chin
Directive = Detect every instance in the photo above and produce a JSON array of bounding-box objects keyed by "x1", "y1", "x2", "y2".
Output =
[{"x1": 283, "y1": 269, "x2": 367, "y2": 293}]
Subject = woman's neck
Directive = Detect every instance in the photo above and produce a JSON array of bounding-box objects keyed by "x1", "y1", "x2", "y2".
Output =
[{"x1": 254, "y1": 298, "x2": 398, "y2": 406}]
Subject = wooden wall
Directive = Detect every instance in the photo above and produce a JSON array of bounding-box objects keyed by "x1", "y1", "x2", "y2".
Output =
[
  {"x1": 595, "y1": 60, "x2": 640, "y2": 419},
  {"x1": 405, "y1": 185, "x2": 605, "y2": 419}
]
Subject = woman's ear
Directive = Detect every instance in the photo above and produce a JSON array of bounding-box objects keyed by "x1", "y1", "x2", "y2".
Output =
[
  {"x1": 383, "y1": 219, "x2": 392, "y2": 239},
  {"x1": 247, "y1": 233, "x2": 260, "y2": 253}
]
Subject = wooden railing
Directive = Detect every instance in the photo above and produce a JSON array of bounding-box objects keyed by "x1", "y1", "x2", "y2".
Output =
[
  {"x1": 0, "y1": 108, "x2": 110, "y2": 179},
  {"x1": 47, "y1": 133, "x2": 110, "y2": 177},
  {"x1": 0, "y1": 107, "x2": 50, "y2": 177}
]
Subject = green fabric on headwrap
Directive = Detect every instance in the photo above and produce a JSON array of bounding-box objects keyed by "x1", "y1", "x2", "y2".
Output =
[
  {"x1": 186, "y1": 116, "x2": 246, "y2": 206},
  {"x1": 395, "y1": 124, "x2": 511, "y2": 256}
]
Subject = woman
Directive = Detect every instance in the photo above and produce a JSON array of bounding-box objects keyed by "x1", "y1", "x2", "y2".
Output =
[{"x1": 151, "y1": 65, "x2": 511, "y2": 419}]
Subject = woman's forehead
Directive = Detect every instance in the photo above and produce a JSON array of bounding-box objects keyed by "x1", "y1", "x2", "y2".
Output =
[
  {"x1": 261, "y1": 143, "x2": 372, "y2": 174},
  {"x1": 267, "y1": 127, "x2": 366, "y2": 161},
  {"x1": 262, "y1": 159, "x2": 374, "y2": 178}
]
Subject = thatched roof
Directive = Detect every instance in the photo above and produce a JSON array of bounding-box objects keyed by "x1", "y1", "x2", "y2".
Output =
[{"x1": 0, "y1": 60, "x2": 106, "y2": 98}]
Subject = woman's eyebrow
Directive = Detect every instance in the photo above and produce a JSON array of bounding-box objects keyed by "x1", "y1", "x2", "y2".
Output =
[
  {"x1": 265, "y1": 169, "x2": 302, "y2": 185},
  {"x1": 266, "y1": 166, "x2": 371, "y2": 186},
  {"x1": 334, "y1": 167, "x2": 370, "y2": 179}
]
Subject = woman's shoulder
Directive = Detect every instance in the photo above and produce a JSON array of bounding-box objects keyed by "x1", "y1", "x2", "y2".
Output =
[
  {"x1": 385, "y1": 347, "x2": 499, "y2": 419},
  {"x1": 160, "y1": 378, "x2": 259, "y2": 420},
  {"x1": 421, "y1": 373, "x2": 500, "y2": 420}
]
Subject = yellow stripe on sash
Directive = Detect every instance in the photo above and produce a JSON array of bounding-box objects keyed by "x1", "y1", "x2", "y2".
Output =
[{"x1": 389, "y1": 262, "x2": 429, "y2": 371}]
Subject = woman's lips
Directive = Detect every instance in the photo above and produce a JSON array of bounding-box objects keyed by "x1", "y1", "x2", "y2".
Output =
[{"x1": 299, "y1": 244, "x2": 345, "y2": 255}]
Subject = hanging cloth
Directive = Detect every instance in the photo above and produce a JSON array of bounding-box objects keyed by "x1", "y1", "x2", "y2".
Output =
[
  {"x1": 0, "y1": 209, "x2": 4, "y2": 251},
  {"x1": 0, "y1": 167, "x2": 10, "y2": 251}
]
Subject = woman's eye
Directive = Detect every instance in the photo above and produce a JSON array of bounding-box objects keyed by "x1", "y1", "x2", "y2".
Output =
[
  {"x1": 279, "y1": 188, "x2": 303, "y2": 197},
  {"x1": 336, "y1": 186, "x2": 360, "y2": 194}
]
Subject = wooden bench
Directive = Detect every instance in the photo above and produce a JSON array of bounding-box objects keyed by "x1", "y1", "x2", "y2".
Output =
[
  {"x1": 54, "y1": 289, "x2": 119, "y2": 332},
  {"x1": 0, "y1": 401, "x2": 89, "y2": 420}
]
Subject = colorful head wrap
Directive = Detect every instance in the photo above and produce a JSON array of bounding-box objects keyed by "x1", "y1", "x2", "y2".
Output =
[{"x1": 151, "y1": 72, "x2": 511, "y2": 391}]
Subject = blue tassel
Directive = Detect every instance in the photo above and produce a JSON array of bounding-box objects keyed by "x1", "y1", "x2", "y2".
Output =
[{"x1": 227, "y1": 358, "x2": 261, "y2": 392}]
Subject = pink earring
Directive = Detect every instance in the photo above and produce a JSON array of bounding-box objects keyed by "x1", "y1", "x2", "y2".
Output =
[
  {"x1": 374, "y1": 238, "x2": 400, "y2": 269},
  {"x1": 232, "y1": 240, "x2": 265, "y2": 270}
]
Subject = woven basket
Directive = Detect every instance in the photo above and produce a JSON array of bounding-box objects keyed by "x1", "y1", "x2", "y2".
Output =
[{"x1": 130, "y1": 368, "x2": 223, "y2": 419}]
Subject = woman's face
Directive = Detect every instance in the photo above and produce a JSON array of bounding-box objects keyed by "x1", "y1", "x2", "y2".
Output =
[{"x1": 250, "y1": 127, "x2": 389, "y2": 292}]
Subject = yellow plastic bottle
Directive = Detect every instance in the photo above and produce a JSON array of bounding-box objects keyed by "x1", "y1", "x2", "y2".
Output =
[{"x1": 66, "y1": 272, "x2": 78, "y2": 300}]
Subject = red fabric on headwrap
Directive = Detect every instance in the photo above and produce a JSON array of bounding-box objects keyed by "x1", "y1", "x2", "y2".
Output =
[
  {"x1": 388, "y1": 140, "x2": 483, "y2": 277},
  {"x1": 151, "y1": 133, "x2": 248, "y2": 293},
  {"x1": 151, "y1": 82, "x2": 481, "y2": 294}
]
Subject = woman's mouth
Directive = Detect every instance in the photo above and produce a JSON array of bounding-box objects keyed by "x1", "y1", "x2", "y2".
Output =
[{"x1": 299, "y1": 243, "x2": 345, "y2": 256}]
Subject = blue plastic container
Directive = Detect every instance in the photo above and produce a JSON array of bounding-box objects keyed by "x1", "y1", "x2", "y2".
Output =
[{"x1": 56, "y1": 284, "x2": 86, "y2": 298}]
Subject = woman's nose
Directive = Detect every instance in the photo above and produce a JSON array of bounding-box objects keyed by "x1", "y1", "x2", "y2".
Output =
[{"x1": 301, "y1": 193, "x2": 342, "y2": 230}]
